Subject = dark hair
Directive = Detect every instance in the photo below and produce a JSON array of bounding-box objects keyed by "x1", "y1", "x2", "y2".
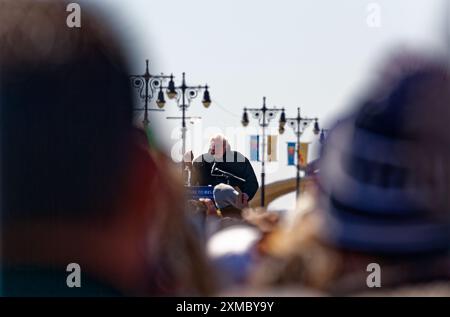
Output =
[{"x1": 0, "y1": 1, "x2": 134, "y2": 220}]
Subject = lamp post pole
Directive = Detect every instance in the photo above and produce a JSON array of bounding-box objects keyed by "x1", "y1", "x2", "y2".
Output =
[
  {"x1": 295, "y1": 112, "x2": 301, "y2": 198},
  {"x1": 165, "y1": 72, "x2": 211, "y2": 167},
  {"x1": 281, "y1": 107, "x2": 320, "y2": 199},
  {"x1": 261, "y1": 103, "x2": 267, "y2": 208},
  {"x1": 242, "y1": 97, "x2": 285, "y2": 207}
]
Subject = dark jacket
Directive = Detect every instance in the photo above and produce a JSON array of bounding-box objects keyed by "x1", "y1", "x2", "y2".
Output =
[{"x1": 191, "y1": 151, "x2": 259, "y2": 201}]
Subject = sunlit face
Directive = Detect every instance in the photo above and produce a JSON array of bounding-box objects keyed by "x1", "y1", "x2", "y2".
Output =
[{"x1": 209, "y1": 137, "x2": 225, "y2": 158}]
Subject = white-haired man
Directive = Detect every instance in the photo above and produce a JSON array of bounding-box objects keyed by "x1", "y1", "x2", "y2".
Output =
[{"x1": 191, "y1": 134, "x2": 259, "y2": 206}]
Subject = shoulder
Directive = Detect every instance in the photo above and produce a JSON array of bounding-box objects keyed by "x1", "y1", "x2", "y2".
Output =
[
  {"x1": 193, "y1": 153, "x2": 206, "y2": 163},
  {"x1": 229, "y1": 151, "x2": 248, "y2": 161},
  {"x1": 193, "y1": 153, "x2": 214, "y2": 164},
  {"x1": 232, "y1": 150, "x2": 244, "y2": 156}
]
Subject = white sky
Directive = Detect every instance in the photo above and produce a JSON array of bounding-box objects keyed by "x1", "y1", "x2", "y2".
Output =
[{"x1": 84, "y1": 0, "x2": 447, "y2": 209}]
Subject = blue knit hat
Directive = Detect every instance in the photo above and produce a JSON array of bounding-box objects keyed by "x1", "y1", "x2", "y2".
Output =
[{"x1": 318, "y1": 56, "x2": 450, "y2": 255}]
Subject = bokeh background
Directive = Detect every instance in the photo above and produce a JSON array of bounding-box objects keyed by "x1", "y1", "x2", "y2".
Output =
[{"x1": 83, "y1": 0, "x2": 448, "y2": 210}]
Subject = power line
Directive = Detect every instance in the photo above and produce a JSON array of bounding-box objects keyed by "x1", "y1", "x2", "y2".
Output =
[{"x1": 211, "y1": 98, "x2": 241, "y2": 118}]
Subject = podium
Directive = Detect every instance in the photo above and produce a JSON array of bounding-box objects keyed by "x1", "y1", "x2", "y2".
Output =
[{"x1": 185, "y1": 185, "x2": 215, "y2": 201}]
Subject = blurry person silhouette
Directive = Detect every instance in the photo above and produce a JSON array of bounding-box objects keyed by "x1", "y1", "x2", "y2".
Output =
[
  {"x1": 191, "y1": 134, "x2": 258, "y2": 204},
  {"x1": 250, "y1": 51, "x2": 450, "y2": 296},
  {"x1": 0, "y1": 0, "x2": 215, "y2": 296},
  {"x1": 213, "y1": 183, "x2": 248, "y2": 218}
]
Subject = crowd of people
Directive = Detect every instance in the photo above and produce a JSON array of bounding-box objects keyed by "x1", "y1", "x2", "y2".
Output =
[{"x1": 0, "y1": 0, "x2": 449, "y2": 296}]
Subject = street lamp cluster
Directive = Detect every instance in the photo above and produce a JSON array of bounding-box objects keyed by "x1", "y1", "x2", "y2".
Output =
[
  {"x1": 157, "y1": 73, "x2": 211, "y2": 110},
  {"x1": 242, "y1": 99, "x2": 321, "y2": 206},
  {"x1": 130, "y1": 60, "x2": 211, "y2": 165},
  {"x1": 131, "y1": 60, "x2": 211, "y2": 125}
]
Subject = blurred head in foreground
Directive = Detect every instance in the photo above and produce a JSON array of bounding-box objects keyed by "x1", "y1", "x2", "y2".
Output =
[
  {"x1": 252, "y1": 51, "x2": 450, "y2": 295},
  {"x1": 0, "y1": 0, "x2": 214, "y2": 296}
]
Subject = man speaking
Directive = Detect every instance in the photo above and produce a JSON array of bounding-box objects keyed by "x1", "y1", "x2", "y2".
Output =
[{"x1": 191, "y1": 134, "x2": 259, "y2": 204}]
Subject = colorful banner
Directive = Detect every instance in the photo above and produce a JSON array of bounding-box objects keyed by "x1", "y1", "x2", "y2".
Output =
[
  {"x1": 250, "y1": 135, "x2": 259, "y2": 161},
  {"x1": 298, "y1": 142, "x2": 309, "y2": 167},
  {"x1": 287, "y1": 142, "x2": 310, "y2": 167},
  {"x1": 267, "y1": 135, "x2": 278, "y2": 162},
  {"x1": 287, "y1": 142, "x2": 296, "y2": 166}
]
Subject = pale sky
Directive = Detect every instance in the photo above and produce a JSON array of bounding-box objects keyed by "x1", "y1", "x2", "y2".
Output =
[{"x1": 83, "y1": 0, "x2": 447, "y2": 209}]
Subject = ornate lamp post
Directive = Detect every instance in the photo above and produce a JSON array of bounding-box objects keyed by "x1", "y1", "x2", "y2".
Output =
[
  {"x1": 279, "y1": 107, "x2": 320, "y2": 198},
  {"x1": 165, "y1": 72, "x2": 211, "y2": 160},
  {"x1": 242, "y1": 97, "x2": 285, "y2": 207},
  {"x1": 130, "y1": 59, "x2": 171, "y2": 128}
]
